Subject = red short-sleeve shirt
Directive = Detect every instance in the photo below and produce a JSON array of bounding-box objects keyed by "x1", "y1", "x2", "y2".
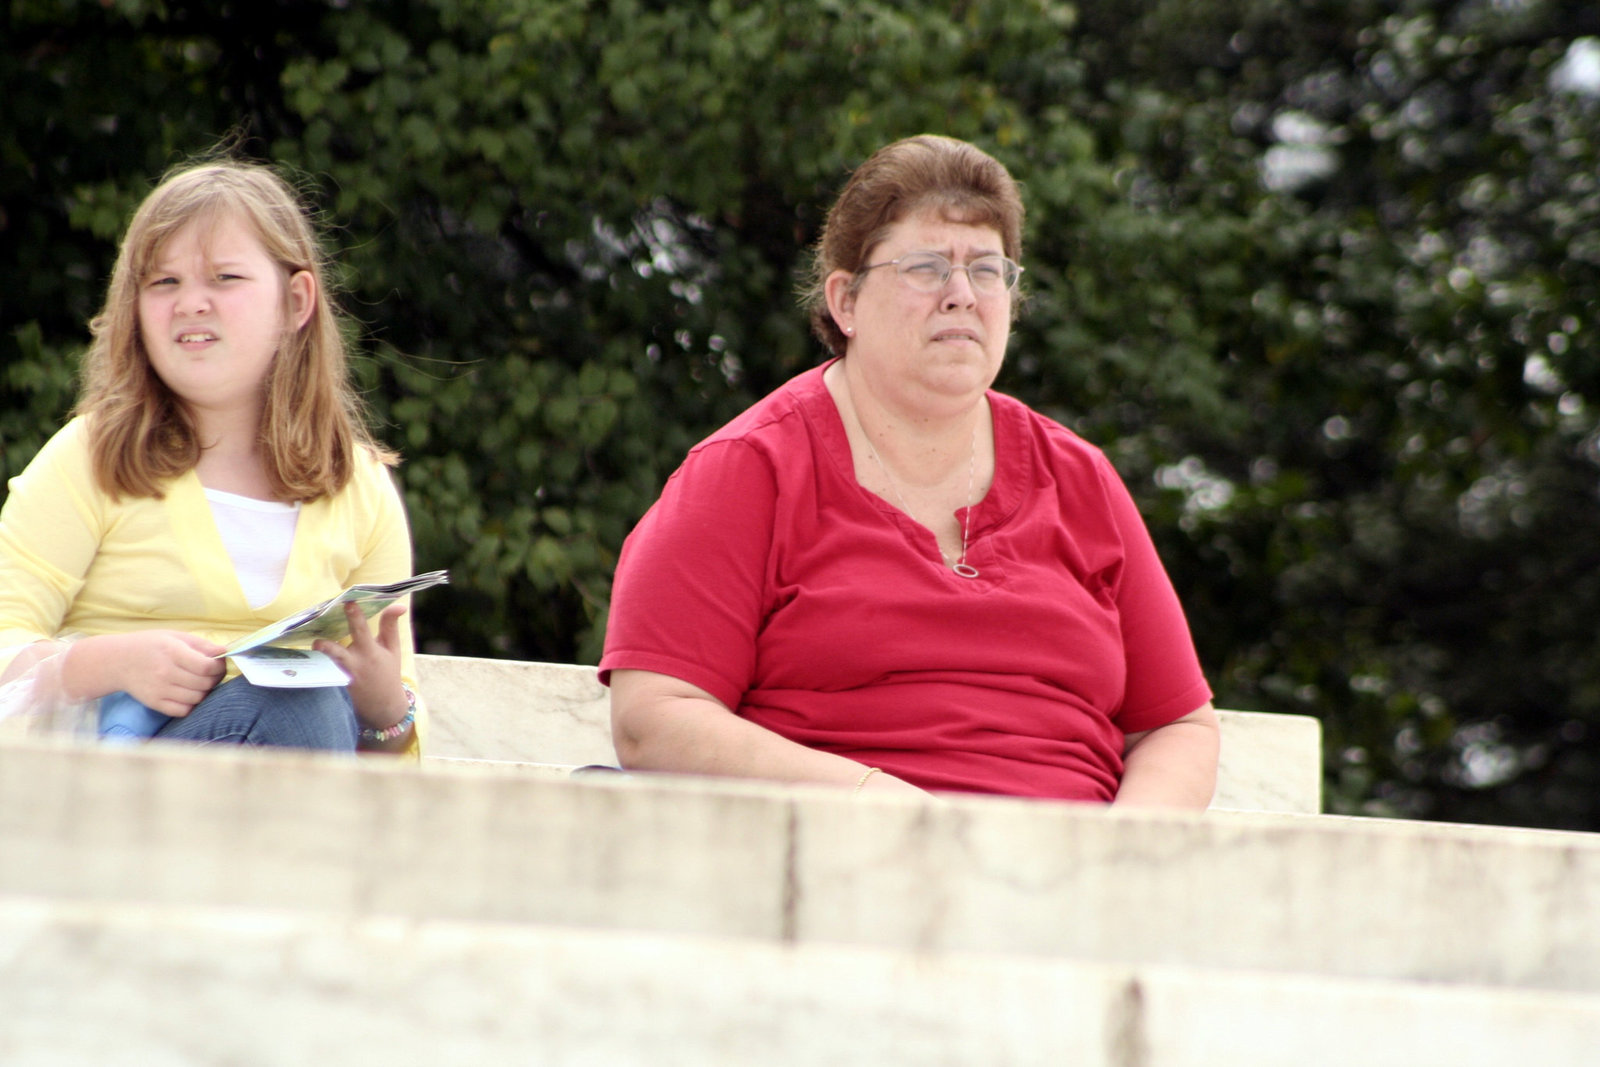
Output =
[{"x1": 600, "y1": 363, "x2": 1211, "y2": 800}]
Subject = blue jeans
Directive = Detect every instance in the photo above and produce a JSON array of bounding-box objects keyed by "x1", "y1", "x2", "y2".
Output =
[
  {"x1": 126, "y1": 677, "x2": 359, "y2": 752},
  {"x1": 99, "y1": 691, "x2": 173, "y2": 742}
]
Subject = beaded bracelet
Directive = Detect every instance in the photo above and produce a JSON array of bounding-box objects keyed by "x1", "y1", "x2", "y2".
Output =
[
  {"x1": 853, "y1": 766, "x2": 882, "y2": 795},
  {"x1": 360, "y1": 684, "x2": 417, "y2": 744}
]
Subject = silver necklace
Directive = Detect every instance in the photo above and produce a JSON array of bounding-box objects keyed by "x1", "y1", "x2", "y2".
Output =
[{"x1": 855, "y1": 405, "x2": 981, "y2": 580}]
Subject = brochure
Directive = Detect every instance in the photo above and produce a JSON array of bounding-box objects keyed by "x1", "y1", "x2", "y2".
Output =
[
  {"x1": 231, "y1": 646, "x2": 351, "y2": 688},
  {"x1": 222, "y1": 570, "x2": 449, "y2": 688}
]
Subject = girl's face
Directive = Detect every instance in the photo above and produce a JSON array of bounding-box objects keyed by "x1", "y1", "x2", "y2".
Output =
[{"x1": 137, "y1": 211, "x2": 313, "y2": 427}]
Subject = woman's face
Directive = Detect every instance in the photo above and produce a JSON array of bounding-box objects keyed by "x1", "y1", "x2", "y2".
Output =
[{"x1": 826, "y1": 208, "x2": 1012, "y2": 415}]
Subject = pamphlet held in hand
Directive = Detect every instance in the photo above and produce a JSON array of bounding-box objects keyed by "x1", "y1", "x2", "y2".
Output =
[{"x1": 221, "y1": 570, "x2": 449, "y2": 688}]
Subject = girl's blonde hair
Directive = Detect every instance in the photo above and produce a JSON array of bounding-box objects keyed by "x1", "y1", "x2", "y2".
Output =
[{"x1": 76, "y1": 157, "x2": 395, "y2": 501}]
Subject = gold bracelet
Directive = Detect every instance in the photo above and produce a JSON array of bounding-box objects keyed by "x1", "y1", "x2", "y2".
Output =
[{"x1": 853, "y1": 767, "x2": 882, "y2": 795}]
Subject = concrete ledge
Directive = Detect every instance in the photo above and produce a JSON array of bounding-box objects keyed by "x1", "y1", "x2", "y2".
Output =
[
  {"x1": 415, "y1": 653, "x2": 1323, "y2": 813},
  {"x1": 417, "y1": 655, "x2": 615, "y2": 766},
  {"x1": 2, "y1": 737, "x2": 1594, "y2": 992},
  {"x1": 2, "y1": 736, "x2": 789, "y2": 939},
  {"x1": 1209, "y1": 708, "x2": 1321, "y2": 813},
  {"x1": 4, "y1": 895, "x2": 1597, "y2": 1067},
  {"x1": 422, "y1": 756, "x2": 578, "y2": 780}
]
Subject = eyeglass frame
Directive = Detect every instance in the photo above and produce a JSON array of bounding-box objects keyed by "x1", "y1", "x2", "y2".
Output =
[{"x1": 854, "y1": 250, "x2": 1025, "y2": 295}]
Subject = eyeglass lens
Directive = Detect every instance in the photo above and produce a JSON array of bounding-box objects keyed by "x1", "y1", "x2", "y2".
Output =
[{"x1": 897, "y1": 253, "x2": 1019, "y2": 293}]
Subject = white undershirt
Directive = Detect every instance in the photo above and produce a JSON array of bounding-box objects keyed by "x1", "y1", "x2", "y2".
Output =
[{"x1": 204, "y1": 488, "x2": 300, "y2": 609}]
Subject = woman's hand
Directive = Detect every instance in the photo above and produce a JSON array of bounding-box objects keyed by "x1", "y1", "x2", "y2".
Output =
[
  {"x1": 63, "y1": 631, "x2": 226, "y2": 716},
  {"x1": 314, "y1": 601, "x2": 409, "y2": 731}
]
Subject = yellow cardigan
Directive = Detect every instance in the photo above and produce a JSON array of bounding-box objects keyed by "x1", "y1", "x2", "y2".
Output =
[{"x1": 0, "y1": 417, "x2": 426, "y2": 756}]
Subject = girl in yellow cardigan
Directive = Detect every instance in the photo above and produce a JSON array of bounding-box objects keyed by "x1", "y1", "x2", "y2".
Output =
[{"x1": 0, "y1": 158, "x2": 424, "y2": 756}]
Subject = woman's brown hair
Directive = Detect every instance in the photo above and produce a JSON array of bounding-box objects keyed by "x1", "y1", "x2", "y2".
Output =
[
  {"x1": 75, "y1": 157, "x2": 395, "y2": 501},
  {"x1": 802, "y1": 135, "x2": 1026, "y2": 357}
]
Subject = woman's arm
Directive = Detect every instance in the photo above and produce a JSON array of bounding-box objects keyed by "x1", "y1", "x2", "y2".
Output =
[
  {"x1": 610, "y1": 669, "x2": 924, "y2": 795},
  {"x1": 1114, "y1": 702, "x2": 1220, "y2": 810}
]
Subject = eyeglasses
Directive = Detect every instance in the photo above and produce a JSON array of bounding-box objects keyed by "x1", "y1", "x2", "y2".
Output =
[{"x1": 857, "y1": 251, "x2": 1024, "y2": 295}]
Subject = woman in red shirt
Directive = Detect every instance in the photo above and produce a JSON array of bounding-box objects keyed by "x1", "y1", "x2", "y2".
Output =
[{"x1": 601, "y1": 135, "x2": 1217, "y2": 806}]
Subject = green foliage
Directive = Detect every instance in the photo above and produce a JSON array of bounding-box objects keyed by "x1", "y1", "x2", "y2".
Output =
[
  {"x1": 5, "y1": 0, "x2": 1600, "y2": 828},
  {"x1": 262, "y1": 0, "x2": 1103, "y2": 663},
  {"x1": 1062, "y1": 0, "x2": 1600, "y2": 826}
]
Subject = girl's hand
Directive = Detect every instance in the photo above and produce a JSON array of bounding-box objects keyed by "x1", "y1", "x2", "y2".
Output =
[
  {"x1": 66, "y1": 631, "x2": 226, "y2": 716},
  {"x1": 314, "y1": 601, "x2": 409, "y2": 729}
]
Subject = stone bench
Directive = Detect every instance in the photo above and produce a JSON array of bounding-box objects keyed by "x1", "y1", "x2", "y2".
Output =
[
  {"x1": 6, "y1": 893, "x2": 1598, "y2": 1066},
  {"x1": 414, "y1": 653, "x2": 1324, "y2": 813},
  {"x1": 4, "y1": 735, "x2": 1597, "y2": 995}
]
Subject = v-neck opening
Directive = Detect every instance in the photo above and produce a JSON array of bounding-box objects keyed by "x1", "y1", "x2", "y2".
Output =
[
  {"x1": 798, "y1": 360, "x2": 1028, "y2": 571},
  {"x1": 167, "y1": 471, "x2": 311, "y2": 619},
  {"x1": 800, "y1": 361, "x2": 1024, "y2": 531}
]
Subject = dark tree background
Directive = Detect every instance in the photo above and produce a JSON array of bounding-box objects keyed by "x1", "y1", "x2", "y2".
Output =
[{"x1": 5, "y1": 0, "x2": 1600, "y2": 829}]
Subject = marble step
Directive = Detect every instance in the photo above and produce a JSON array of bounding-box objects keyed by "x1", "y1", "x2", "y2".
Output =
[
  {"x1": 2, "y1": 736, "x2": 1596, "y2": 993},
  {"x1": 3, "y1": 894, "x2": 1597, "y2": 1067}
]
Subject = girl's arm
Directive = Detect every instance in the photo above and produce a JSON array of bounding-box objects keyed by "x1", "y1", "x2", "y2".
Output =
[
  {"x1": 2, "y1": 633, "x2": 225, "y2": 717},
  {"x1": 0, "y1": 424, "x2": 102, "y2": 679},
  {"x1": 314, "y1": 601, "x2": 413, "y2": 753},
  {"x1": 1, "y1": 424, "x2": 226, "y2": 715},
  {"x1": 59, "y1": 632, "x2": 225, "y2": 714},
  {"x1": 312, "y1": 458, "x2": 423, "y2": 754}
]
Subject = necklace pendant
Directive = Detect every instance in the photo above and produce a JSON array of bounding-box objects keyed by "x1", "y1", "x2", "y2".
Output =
[{"x1": 952, "y1": 562, "x2": 980, "y2": 579}]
